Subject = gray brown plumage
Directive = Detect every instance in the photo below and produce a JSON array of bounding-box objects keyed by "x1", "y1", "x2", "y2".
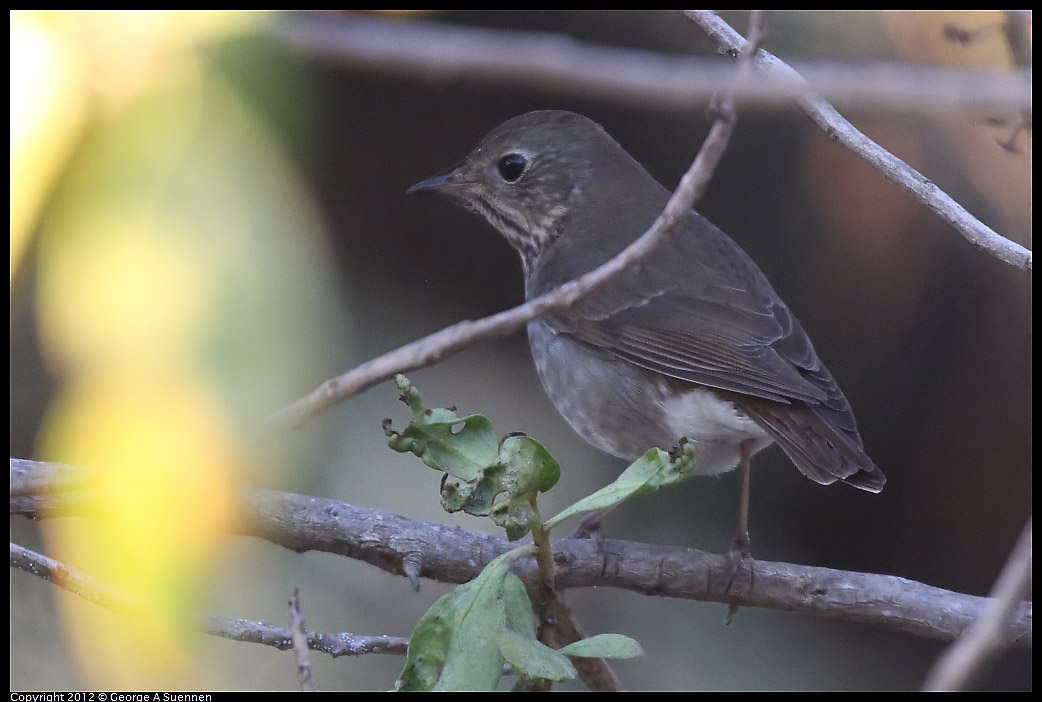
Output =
[{"x1": 409, "y1": 110, "x2": 884, "y2": 501}]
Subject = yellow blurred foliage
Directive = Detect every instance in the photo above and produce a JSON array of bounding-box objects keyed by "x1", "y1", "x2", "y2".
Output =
[
  {"x1": 10, "y1": 10, "x2": 260, "y2": 285},
  {"x1": 10, "y1": 12, "x2": 88, "y2": 284},
  {"x1": 40, "y1": 369, "x2": 239, "y2": 687},
  {"x1": 15, "y1": 10, "x2": 344, "y2": 688}
]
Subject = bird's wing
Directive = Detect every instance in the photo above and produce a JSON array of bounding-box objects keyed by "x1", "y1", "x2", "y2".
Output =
[
  {"x1": 533, "y1": 210, "x2": 884, "y2": 491},
  {"x1": 540, "y1": 220, "x2": 846, "y2": 411}
]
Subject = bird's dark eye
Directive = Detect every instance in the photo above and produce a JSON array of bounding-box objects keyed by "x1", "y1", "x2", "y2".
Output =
[{"x1": 496, "y1": 153, "x2": 527, "y2": 183}]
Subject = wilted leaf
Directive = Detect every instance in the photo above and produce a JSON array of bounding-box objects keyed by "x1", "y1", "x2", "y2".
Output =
[
  {"x1": 384, "y1": 374, "x2": 498, "y2": 481},
  {"x1": 386, "y1": 377, "x2": 560, "y2": 540}
]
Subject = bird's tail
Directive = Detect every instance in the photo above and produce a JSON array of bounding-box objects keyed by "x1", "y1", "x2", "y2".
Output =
[{"x1": 732, "y1": 396, "x2": 886, "y2": 493}]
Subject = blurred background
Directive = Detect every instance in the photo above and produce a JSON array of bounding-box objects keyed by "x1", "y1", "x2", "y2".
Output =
[{"x1": 10, "y1": 10, "x2": 1031, "y2": 691}]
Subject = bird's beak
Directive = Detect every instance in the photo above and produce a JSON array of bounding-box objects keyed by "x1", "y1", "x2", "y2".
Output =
[{"x1": 407, "y1": 165, "x2": 469, "y2": 197}]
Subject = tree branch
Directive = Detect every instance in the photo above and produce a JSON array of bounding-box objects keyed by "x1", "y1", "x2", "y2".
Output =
[
  {"x1": 922, "y1": 518, "x2": 1033, "y2": 691},
  {"x1": 686, "y1": 10, "x2": 1032, "y2": 271},
  {"x1": 267, "y1": 12, "x2": 1031, "y2": 115},
  {"x1": 11, "y1": 460, "x2": 1031, "y2": 648},
  {"x1": 289, "y1": 589, "x2": 321, "y2": 691},
  {"x1": 203, "y1": 615, "x2": 409, "y2": 659},
  {"x1": 10, "y1": 541, "x2": 411, "y2": 659}
]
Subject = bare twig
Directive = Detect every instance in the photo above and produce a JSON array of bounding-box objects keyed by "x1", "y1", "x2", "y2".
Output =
[
  {"x1": 686, "y1": 10, "x2": 1032, "y2": 271},
  {"x1": 11, "y1": 540, "x2": 410, "y2": 659},
  {"x1": 289, "y1": 589, "x2": 320, "y2": 691},
  {"x1": 267, "y1": 12, "x2": 1031, "y2": 115},
  {"x1": 271, "y1": 18, "x2": 756, "y2": 429},
  {"x1": 922, "y1": 518, "x2": 1033, "y2": 691},
  {"x1": 204, "y1": 616, "x2": 409, "y2": 658},
  {"x1": 1002, "y1": 10, "x2": 1033, "y2": 70},
  {"x1": 10, "y1": 541, "x2": 135, "y2": 614},
  {"x1": 10, "y1": 458, "x2": 89, "y2": 497}
]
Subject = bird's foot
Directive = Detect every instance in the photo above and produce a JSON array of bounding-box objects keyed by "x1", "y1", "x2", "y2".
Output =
[
  {"x1": 724, "y1": 530, "x2": 754, "y2": 624},
  {"x1": 568, "y1": 509, "x2": 607, "y2": 551}
]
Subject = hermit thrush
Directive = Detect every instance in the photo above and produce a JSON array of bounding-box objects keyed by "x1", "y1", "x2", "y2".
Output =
[{"x1": 409, "y1": 110, "x2": 884, "y2": 556}]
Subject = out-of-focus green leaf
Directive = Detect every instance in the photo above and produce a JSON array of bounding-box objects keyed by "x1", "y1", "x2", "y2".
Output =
[
  {"x1": 544, "y1": 439, "x2": 696, "y2": 531},
  {"x1": 558, "y1": 634, "x2": 645, "y2": 660},
  {"x1": 396, "y1": 555, "x2": 513, "y2": 692},
  {"x1": 496, "y1": 629, "x2": 576, "y2": 683},
  {"x1": 395, "y1": 548, "x2": 587, "y2": 691}
]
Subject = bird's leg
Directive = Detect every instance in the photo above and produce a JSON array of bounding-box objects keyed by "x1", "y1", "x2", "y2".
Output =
[
  {"x1": 731, "y1": 438, "x2": 753, "y2": 561},
  {"x1": 724, "y1": 439, "x2": 754, "y2": 606},
  {"x1": 568, "y1": 506, "x2": 614, "y2": 550}
]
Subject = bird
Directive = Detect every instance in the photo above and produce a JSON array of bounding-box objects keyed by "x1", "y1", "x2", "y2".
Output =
[{"x1": 408, "y1": 110, "x2": 884, "y2": 561}]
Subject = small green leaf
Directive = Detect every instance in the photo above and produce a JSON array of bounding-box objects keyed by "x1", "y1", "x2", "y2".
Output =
[
  {"x1": 501, "y1": 572, "x2": 537, "y2": 640},
  {"x1": 498, "y1": 435, "x2": 561, "y2": 494},
  {"x1": 396, "y1": 555, "x2": 515, "y2": 692},
  {"x1": 544, "y1": 440, "x2": 696, "y2": 531},
  {"x1": 496, "y1": 629, "x2": 577, "y2": 682},
  {"x1": 558, "y1": 634, "x2": 645, "y2": 660}
]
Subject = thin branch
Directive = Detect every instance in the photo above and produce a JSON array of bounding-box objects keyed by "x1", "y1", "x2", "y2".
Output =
[
  {"x1": 204, "y1": 616, "x2": 409, "y2": 658},
  {"x1": 686, "y1": 10, "x2": 1032, "y2": 271},
  {"x1": 271, "y1": 23, "x2": 752, "y2": 430},
  {"x1": 11, "y1": 540, "x2": 410, "y2": 659},
  {"x1": 10, "y1": 541, "x2": 134, "y2": 615},
  {"x1": 10, "y1": 458, "x2": 89, "y2": 497},
  {"x1": 267, "y1": 12, "x2": 1032, "y2": 115},
  {"x1": 1002, "y1": 10, "x2": 1033, "y2": 70},
  {"x1": 289, "y1": 589, "x2": 320, "y2": 691},
  {"x1": 13, "y1": 463, "x2": 1028, "y2": 647},
  {"x1": 922, "y1": 518, "x2": 1033, "y2": 691}
]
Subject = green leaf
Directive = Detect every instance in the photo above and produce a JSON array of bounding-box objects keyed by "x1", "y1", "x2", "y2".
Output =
[
  {"x1": 384, "y1": 374, "x2": 498, "y2": 481},
  {"x1": 496, "y1": 629, "x2": 577, "y2": 682},
  {"x1": 558, "y1": 634, "x2": 645, "y2": 660},
  {"x1": 396, "y1": 555, "x2": 514, "y2": 692},
  {"x1": 386, "y1": 376, "x2": 561, "y2": 541},
  {"x1": 544, "y1": 440, "x2": 696, "y2": 531},
  {"x1": 498, "y1": 435, "x2": 561, "y2": 494},
  {"x1": 501, "y1": 572, "x2": 537, "y2": 640},
  {"x1": 486, "y1": 435, "x2": 561, "y2": 540}
]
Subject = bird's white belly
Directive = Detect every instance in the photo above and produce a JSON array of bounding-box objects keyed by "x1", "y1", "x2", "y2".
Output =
[{"x1": 661, "y1": 386, "x2": 773, "y2": 476}]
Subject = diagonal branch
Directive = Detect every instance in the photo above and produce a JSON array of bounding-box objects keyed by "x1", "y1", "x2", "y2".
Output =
[
  {"x1": 686, "y1": 10, "x2": 1032, "y2": 271},
  {"x1": 922, "y1": 518, "x2": 1033, "y2": 691},
  {"x1": 270, "y1": 28, "x2": 753, "y2": 430}
]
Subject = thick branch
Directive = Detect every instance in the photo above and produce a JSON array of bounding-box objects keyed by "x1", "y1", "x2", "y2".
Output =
[
  {"x1": 15, "y1": 467, "x2": 1028, "y2": 647},
  {"x1": 233, "y1": 488, "x2": 1032, "y2": 647},
  {"x1": 686, "y1": 10, "x2": 1032, "y2": 271},
  {"x1": 267, "y1": 12, "x2": 1031, "y2": 115}
]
